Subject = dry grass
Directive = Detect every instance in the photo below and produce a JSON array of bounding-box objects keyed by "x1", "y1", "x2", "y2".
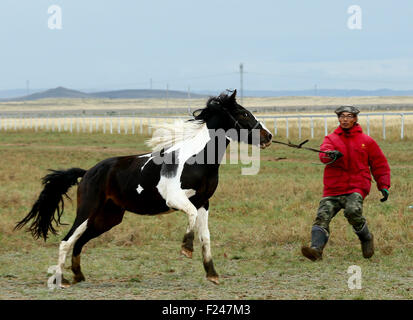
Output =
[{"x1": 1, "y1": 96, "x2": 413, "y2": 113}]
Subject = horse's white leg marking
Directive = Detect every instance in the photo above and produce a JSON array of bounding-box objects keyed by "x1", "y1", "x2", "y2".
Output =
[
  {"x1": 54, "y1": 219, "x2": 88, "y2": 285},
  {"x1": 196, "y1": 206, "x2": 218, "y2": 284},
  {"x1": 196, "y1": 207, "x2": 212, "y2": 263},
  {"x1": 157, "y1": 177, "x2": 198, "y2": 232},
  {"x1": 165, "y1": 189, "x2": 198, "y2": 231},
  {"x1": 183, "y1": 188, "x2": 196, "y2": 198}
]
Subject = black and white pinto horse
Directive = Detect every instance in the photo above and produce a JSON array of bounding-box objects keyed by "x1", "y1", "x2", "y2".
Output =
[{"x1": 15, "y1": 90, "x2": 272, "y2": 286}]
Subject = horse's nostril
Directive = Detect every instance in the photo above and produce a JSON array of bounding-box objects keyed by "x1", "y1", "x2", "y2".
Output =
[{"x1": 268, "y1": 133, "x2": 273, "y2": 141}]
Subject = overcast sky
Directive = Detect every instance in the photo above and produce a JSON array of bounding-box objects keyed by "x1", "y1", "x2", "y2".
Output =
[{"x1": 1, "y1": 0, "x2": 413, "y2": 91}]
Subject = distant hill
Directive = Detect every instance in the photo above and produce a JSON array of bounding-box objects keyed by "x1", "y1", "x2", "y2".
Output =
[
  {"x1": 2, "y1": 87, "x2": 413, "y2": 101},
  {"x1": 2, "y1": 87, "x2": 205, "y2": 101},
  {"x1": 11, "y1": 87, "x2": 92, "y2": 100},
  {"x1": 92, "y1": 89, "x2": 204, "y2": 99}
]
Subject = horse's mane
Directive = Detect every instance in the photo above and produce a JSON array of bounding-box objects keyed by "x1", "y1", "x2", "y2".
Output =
[
  {"x1": 193, "y1": 91, "x2": 235, "y2": 122},
  {"x1": 145, "y1": 119, "x2": 206, "y2": 152},
  {"x1": 145, "y1": 91, "x2": 234, "y2": 152}
]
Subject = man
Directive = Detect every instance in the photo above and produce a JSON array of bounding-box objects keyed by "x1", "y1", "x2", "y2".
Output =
[{"x1": 301, "y1": 106, "x2": 391, "y2": 261}]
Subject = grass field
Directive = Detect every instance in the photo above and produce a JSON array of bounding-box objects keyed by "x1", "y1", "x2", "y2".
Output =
[{"x1": 0, "y1": 130, "x2": 412, "y2": 300}]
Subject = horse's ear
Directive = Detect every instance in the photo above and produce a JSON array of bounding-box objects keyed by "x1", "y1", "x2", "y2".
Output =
[{"x1": 229, "y1": 89, "x2": 237, "y2": 101}]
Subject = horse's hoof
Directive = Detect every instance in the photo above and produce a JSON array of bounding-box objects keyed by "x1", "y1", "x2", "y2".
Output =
[
  {"x1": 59, "y1": 277, "x2": 71, "y2": 288},
  {"x1": 59, "y1": 282, "x2": 71, "y2": 288},
  {"x1": 181, "y1": 248, "x2": 193, "y2": 259},
  {"x1": 73, "y1": 273, "x2": 86, "y2": 284},
  {"x1": 207, "y1": 276, "x2": 220, "y2": 285},
  {"x1": 52, "y1": 276, "x2": 71, "y2": 288}
]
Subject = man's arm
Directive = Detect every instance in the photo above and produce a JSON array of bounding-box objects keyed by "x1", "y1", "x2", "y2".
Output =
[
  {"x1": 319, "y1": 136, "x2": 342, "y2": 163},
  {"x1": 368, "y1": 139, "x2": 391, "y2": 191}
]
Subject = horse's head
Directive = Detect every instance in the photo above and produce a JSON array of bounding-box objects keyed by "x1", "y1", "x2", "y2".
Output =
[{"x1": 193, "y1": 90, "x2": 272, "y2": 149}]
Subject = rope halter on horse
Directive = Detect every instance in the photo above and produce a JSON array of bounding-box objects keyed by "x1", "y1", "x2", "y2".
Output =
[
  {"x1": 224, "y1": 110, "x2": 261, "y2": 133},
  {"x1": 271, "y1": 139, "x2": 340, "y2": 165}
]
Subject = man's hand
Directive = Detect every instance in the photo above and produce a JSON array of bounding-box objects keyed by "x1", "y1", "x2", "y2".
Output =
[
  {"x1": 380, "y1": 189, "x2": 389, "y2": 202},
  {"x1": 328, "y1": 150, "x2": 343, "y2": 160}
]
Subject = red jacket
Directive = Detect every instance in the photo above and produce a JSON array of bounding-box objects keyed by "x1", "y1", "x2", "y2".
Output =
[{"x1": 319, "y1": 123, "x2": 391, "y2": 198}]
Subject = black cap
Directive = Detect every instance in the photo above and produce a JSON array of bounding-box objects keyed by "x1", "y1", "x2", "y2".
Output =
[{"x1": 335, "y1": 105, "x2": 360, "y2": 116}]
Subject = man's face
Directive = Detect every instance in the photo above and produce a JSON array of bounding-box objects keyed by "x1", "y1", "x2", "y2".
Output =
[{"x1": 338, "y1": 112, "x2": 357, "y2": 130}]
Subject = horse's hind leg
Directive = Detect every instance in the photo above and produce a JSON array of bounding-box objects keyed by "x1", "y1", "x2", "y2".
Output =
[
  {"x1": 52, "y1": 187, "x2": 102, "y2": 287},
  {"x1": 55, "y1": 219, "x2": 89, "y2": 287},
  {"x1": 71, "y1": 199, "x2": 125, "y2": 284}
]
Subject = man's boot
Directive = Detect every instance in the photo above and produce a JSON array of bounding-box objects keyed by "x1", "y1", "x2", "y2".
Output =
[
  {"x1": 301, "y1": 226, "x2": 329, "y2": 261},
  {"x1": 354, "y1": 223, "x2": 374, "y2": 258}
]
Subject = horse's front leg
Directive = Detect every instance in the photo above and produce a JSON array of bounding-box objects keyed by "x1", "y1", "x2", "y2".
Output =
[
  {"x1": 195, "y1": 204, "x2": 219, "y2": 284},
  {"x1": 181, "y1": 226, "x2": 195, "y2": 259},
  {"x1": 165, "y1": 191, "x2": 198, "y2": 258}
]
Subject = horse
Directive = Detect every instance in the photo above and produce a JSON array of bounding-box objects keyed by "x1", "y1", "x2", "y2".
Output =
[{"x1": 15, "y1": 89, "x2": 273, "y2": 286}]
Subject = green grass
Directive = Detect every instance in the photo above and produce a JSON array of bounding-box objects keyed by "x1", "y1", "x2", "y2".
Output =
[{"x1": 0, "y1": 130, "x2": 412, "y2": 299}]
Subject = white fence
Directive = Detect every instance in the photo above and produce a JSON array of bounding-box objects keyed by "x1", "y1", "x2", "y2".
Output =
[
  {"x1": 0, "y1": 112, "x2": 412, "y2": 140},
  {"x1": 259, "y1": 112, "x2": 413, "y2": 140}
]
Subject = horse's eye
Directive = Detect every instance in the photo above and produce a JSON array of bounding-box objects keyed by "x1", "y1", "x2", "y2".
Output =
[{"x1": 244, "y1": 113, "x2": 248, "y2": 117}]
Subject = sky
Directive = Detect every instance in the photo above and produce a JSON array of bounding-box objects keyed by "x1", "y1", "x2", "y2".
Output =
[{"x1": 1, "y1": 0, "x2": 413, "y2": 92}]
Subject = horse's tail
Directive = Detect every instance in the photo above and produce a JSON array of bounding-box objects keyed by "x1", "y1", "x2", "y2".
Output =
[{"x1": 14, "y1": 168, "x2": 87, "y2": 241}]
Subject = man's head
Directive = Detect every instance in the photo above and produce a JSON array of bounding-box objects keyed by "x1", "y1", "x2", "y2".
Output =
[{"x1": 335, "y1": 106, "x2": 360, "y2": 130}]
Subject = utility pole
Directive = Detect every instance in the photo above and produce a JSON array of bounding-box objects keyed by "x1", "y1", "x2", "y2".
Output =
[
  {"x1": 187, "y1": 86, "x2": 191, "y2": 115},
  {"x1": 166, "y1": 83, "x2": 169, "y2": 108},
  {"x1": 239, "y1": 63, "x2": 244, "y2": 104},
  {"x1": 314, "y1": 84, "x2": 318, "y2": 96}
]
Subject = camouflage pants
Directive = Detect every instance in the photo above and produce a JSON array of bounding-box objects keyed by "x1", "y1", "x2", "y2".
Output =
[{"x1": 313, "y1": 192, "x2": 366, "y2": 234}]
